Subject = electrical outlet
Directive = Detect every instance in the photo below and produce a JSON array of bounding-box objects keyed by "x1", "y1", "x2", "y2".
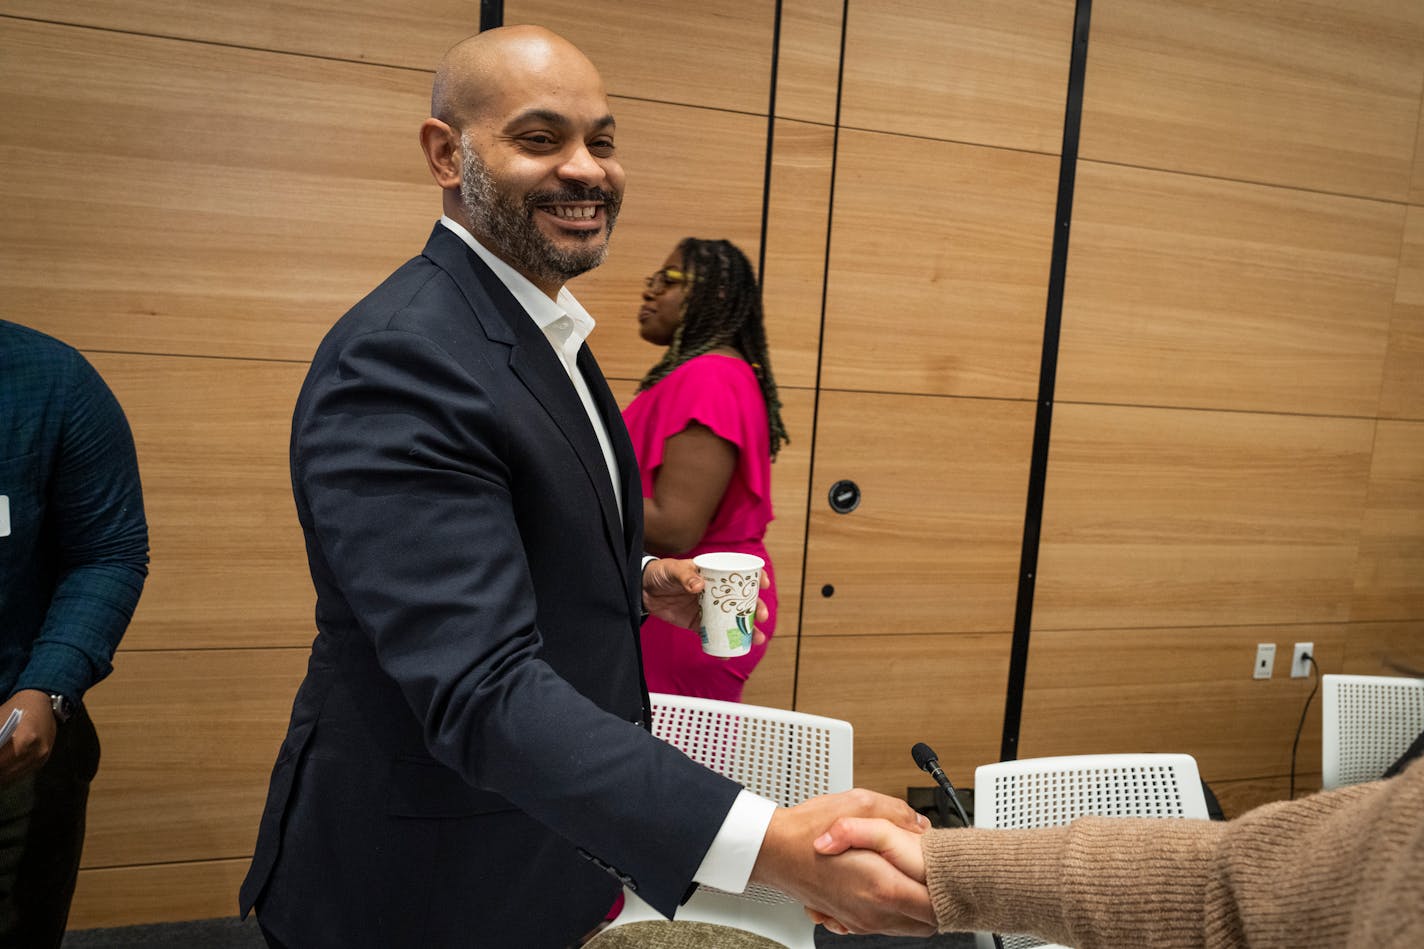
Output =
[
  {"x1": 1291, "y1": 642, "x2": 1314, "y2": 678},
  {"x1": 1254, "y1": 643, "x2": 1276, "y2": 679}
]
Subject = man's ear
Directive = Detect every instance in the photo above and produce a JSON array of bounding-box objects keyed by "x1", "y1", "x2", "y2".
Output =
[{"x1": 419, "y1": 118, "x2": 462, "y2": 189}]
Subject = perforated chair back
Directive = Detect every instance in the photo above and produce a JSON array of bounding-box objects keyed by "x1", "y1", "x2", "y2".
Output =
[
  {"x1": 1322, "y1": 674, "x2": 1424, "y2": 789},
  {"x1": 602, "y1": 693, "x2": 854, "y2": 949},
  {"x1": 971, "y1": 753, "x2": 1209, "y2": 949}
]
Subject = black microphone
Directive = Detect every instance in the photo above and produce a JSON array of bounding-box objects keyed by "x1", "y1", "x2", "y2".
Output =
[{"x1": 912, "y1": 742, "x2": 970, "y2": 829}]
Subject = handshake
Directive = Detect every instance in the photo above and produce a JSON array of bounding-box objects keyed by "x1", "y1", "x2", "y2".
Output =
[{"x1": 750, "y1": 788, "x2": 937, "y2": 938}]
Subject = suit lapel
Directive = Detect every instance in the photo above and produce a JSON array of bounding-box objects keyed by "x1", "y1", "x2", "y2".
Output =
[
  {"x1": 421, "y1": 226, "x2": 630, "y2": 584},
  {"x1": 579, "y1": 344, "x2": 642, "y2": 557}
]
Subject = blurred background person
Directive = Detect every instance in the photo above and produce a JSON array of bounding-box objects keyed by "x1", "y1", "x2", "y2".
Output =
[
  {"x1": 623, "y1": 239, "x2": 788, "y2": 701},
  {"x1": 0, "y1": 320, "x2": 149, "y2": 948}
]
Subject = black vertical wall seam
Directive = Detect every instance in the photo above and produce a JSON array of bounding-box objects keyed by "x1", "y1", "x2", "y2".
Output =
[
  {"x1": 790, "y1": 0, "x2": 850, "y2": 710},
  {"x1": 479, "y1": 0, "x2": 503, "y2": 32},
  {"x1": 1000, "y1": 0, "x2": 1093, "y2": 762},
  {"x1": 757, "y1": 1, "x2": 784, "y2": 287}
]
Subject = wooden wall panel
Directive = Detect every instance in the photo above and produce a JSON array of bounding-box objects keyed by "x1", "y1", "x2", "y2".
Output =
[
  {"x1": 821, "y1": 131, "x2": 1058, "y2": 400},
  {"x1": 1080, "y1": 0, "x2": 1424, "y2": 200},
  {"x1": 762, "y1": 120, "x2": 836, "y2": 390},
  {"x1": 1018, "y1": 625, "x2": 1345, "y2": 783},
  {"x1": 71, "y1": 859, "x2": 251, "y2": 930},
  {"x1": 1, "y1": 1, "x2": 778, "y2": 114},
  {"x1": 839, "y1": 0, "x2": 1073, "y2": 154},
  {"x1": 1210, "y1": 775, "x2": 1314, "y2": 820},
  {"x1": 1351, "y1": 420, "x2": 1424, "y2": 621},
  {"x1": 1343, "y1": 620, "x2": 1424, "y2": 674},
  {"x1": 743, "y1": 387, "x2": 815, "y2": 710},
  {"x1": 509, "y1": 0, "x2": 774, "y2": 113},
  {"x1": 1381, "y1": 206, "x2": 1424, "y2": 420},
  {"x1": 1, "y1": 22, "x2": 767, "y2": 369},
  {"x1": 796, "y1": 633, "x2": 1010, "y2": 797},
  {"x1": 801, "y1": 392, "x2": 1033, "y2": 636},
  {"x1": 774, "y1": 0, "x2": 844, "y2": 125},
  {"x1": 91, "y1": 354, "x2": 313, "y2": 652},
  {"x1": 1035, "y1": 404, "x2": 1376, "y2": 630},
  {"x1": 1058, "y1": 163, "x2": 1401, "y2": 416},
  {"x1": 0, "y1": 20, "x2": 433, "y2": 361},
  {"x1": 1413, "y1": 92, "x2": 1424, "y2": 205},
  {"x1": 81, "y1": 649, "x2": 309, "y2": 868},
  {"x1": 0, "y1": 0, "x2": 474, "y2": 70}
]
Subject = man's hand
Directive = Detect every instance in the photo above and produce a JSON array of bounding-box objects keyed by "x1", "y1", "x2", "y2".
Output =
[
  {"x1": 807, "y1": 816, "x2": 932, "y2": 935},
  {"x1": 750, "y1": 788, "x2": 936, "y2": 937},
  {"x1": 0, "y1": 689, "x2": 59, "y2": 785},
  {"x1": 641, "y1": 558, "x2": 769, "y2": 643}
]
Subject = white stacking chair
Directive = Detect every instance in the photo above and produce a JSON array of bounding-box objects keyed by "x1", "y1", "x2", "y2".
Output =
[
  {"x1": 1321, "y1": 674, "x2": 1424, "y2": 789},
  {"x1": 970, "y1": 753, "x2": 1210, "y2": 949},
  {"x1": 599, "y1": 692, "x2": 853, "y2": 949}
]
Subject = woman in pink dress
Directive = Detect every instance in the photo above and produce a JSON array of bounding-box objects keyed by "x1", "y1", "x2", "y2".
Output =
[{"x1": 623, "y1": 238, "x2": 789, "y2": 701}]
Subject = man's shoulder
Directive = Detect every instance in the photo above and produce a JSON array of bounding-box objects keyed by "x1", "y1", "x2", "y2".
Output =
[{"x1": 0, "y1": 320, "x2": 98, "y2": 404}]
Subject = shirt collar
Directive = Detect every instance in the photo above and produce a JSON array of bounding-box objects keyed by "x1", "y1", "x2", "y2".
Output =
[{"x1": 439, "y1": 216, "x2": 597, "y2": 343}]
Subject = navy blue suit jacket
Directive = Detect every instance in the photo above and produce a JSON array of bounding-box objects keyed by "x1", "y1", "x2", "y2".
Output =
[{"x1": 240, "y1": 225, "x2": 741, "y2": 948}]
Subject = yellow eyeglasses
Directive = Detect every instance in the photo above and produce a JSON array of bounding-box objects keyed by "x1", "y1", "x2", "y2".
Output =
[{"x1": 643, "y1": 268, "x2": 690, "y2": 294}]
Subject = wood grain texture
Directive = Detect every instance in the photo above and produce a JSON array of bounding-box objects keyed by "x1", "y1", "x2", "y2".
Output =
[
  {"x1": 89, "y1": 353, "x2": 314, "y2": 652},
  {"x1": 1080, "y1": 0, "x2": 1424, "y2": 201},
  {"x1": 795, "y1": 633, "x2": 1010, "y2": 798},
  {"x1": 1058, "y1": 162, "x2": 1402, "y2": 416},
  {"x1": 762, "y1": 120, "x2": 836, "y2": 390},
  {"x1": 744, "y1": 387, "x2": 815, "y2": 710},
  {"x1": 1351, "y1": 420, "x2": 1424, "y2": 621},
  {"x1": 1380, "y1": 206, "x2": 1424, "y2": 420},
  {"x1": 1209, "y1": 774, "x2": 1313, "y2": 820},
  {"x1": 821, "y1": 130, "x2": 1058, "y2": 400},
  {"x1": 839, "y1": 0, "x2": 1073, "y2": 154},
  {"x1": 1343, "y1": 620, "x2": 1424, "y2": 674},
  {"x1": 0, "y1": 20, "x2": 434, "y2": 361},
  {"x1": 0, "y1": 0, "x2": 475, "y2": 70},
  {"x1": 801, "y1": 391, "x2": 1034, "y2": 636},
  {"x1": 80, "y1": 648, "x2": 309, "y2": 869},
  {"x1": 1017, "y1": 625, "x2": 1345, "y2": 784},
  {"x1": 508, "y1": 0, "x2": 775, "y2": 113},
  {"x1": 774, "y1": 0, "x2": 844, "y2": 125},
  {"x1": 69, "y1": 859, "x2": 252, "y2": 930},
  {"x1": 1, "y1": 0, "x2": 778, "y2": 114},
  {"x1": 1413, "y1": 92, "x2": 1424, "y2": 205},
  {"x1": 1035, "y1": 404, "x2": 1376, "y2": 630},
  {"x1": 1, "y1": 21, "x2": 768, "y2": 368}
]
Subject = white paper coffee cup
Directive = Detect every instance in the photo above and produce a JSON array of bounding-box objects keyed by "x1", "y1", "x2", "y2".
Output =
[{"x1": 692, "y1": 552, "x2": 765, "y2": 658}]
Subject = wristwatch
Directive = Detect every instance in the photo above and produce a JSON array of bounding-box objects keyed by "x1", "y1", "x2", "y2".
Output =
[{"x1": 49, "y1": 693, "x2": 74, "y2": 724}]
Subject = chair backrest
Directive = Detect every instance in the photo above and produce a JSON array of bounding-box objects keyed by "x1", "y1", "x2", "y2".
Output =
[
  {"x1": 973, "y1": 753, "x2": 1209, "y2": 830},
  {"x1": 1321, "y1": 674, "x2": 1424, "y2": 789},
  {"x1": 604, "y1": 694, "x2": 854, "y2": 948},
  {"x1": 647, "y1": 692, "x2": 853, "y2": 808},
  {"x1": 971, "y1": 753, "x2": 1209, "y2": 949}
]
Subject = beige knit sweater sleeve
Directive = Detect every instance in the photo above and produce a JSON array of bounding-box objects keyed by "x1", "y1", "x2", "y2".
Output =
[{"x1": 921, "y1": 758, "x2": 1424, "y2": 948}]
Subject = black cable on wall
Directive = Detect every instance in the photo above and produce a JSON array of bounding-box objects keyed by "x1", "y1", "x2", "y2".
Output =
[{"x1": 1000, "y1": 0, "x2": 1093, "y2": 762}]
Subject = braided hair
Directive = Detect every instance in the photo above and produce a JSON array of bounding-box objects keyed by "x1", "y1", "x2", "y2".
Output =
[{"x1": 636, "y1": 238, "x2": 788, "y2": 459}]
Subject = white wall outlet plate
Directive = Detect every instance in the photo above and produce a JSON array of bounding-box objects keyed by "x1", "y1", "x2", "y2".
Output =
[
  {"x1": 1291, "y1": 642, "x2": 1313, "y2": 678},
  {"x1": 1254, "y1": 643, "x2": 1276, "y2": 679}
]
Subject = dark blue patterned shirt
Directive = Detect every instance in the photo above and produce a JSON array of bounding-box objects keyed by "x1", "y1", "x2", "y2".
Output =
[{"x1": 1, "y1": 320, "x2": 148, "y2": 704}]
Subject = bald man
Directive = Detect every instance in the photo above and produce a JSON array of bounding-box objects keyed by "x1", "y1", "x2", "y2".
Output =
[{"x1": 239, "y1": 27, "x2": 933, "y2": 947}]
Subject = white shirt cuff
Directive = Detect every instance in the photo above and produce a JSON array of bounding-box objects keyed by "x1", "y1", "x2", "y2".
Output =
[{"x1": 692, "y1": 789, "x2": 778, "y2": 893}]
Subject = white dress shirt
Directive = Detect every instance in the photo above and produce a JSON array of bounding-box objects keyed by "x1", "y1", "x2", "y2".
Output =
[{"x1": 439, "y1": 217, "x2": 776, "y2": 896}]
